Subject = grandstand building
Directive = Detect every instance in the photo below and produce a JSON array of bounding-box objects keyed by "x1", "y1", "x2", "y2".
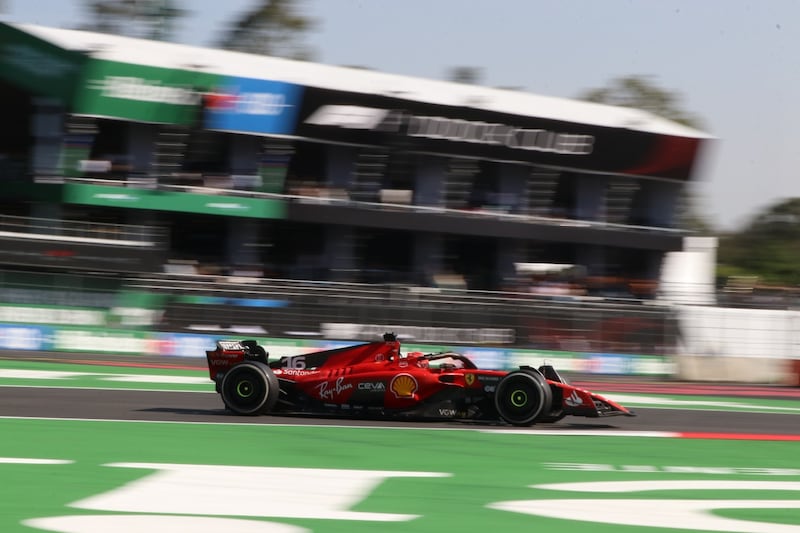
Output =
[{"x1": 0, "y1": 21, "x2": 710, "y2": 296}]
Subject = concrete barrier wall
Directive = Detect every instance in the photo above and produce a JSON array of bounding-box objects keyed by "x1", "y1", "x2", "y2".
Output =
[
  {"x1": 676, "y1": 304, "x2": 800, "y2": 384},
  {"x1": 674, "y1": 355, "x2": 796, "y2": 384},
  {"x1": 677, "y1": 305, "x2": 800, "y2": 359}
]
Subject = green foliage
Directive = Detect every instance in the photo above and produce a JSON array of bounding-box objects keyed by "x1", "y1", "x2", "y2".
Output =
[
  {"x1": 717, "y1": 198, "x2": 800, "y2": 286},
  {"x1": 81, "y1": 0, "x2": 186, "y2": 41},
  {"x1": 448, "y1": 66, "x2": 484, "y2": 85},
  {"x1": 675, "y1": 187, "x2": 714, "y2": 234},
  {"x1": 579, "y1": 75, "x2": 704, "y2": 128},
  {"x1": 217, "y1": 0, "x2": 316, "y2": 60}
]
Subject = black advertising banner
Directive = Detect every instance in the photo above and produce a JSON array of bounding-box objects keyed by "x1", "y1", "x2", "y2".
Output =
[{"x1": 294, "y1": 86, "x2": 703, "y2": 182}]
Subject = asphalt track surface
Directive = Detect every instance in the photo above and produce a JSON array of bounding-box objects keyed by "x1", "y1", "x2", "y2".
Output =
[
  {"x1": 2, "y1": 386, "x2": 800, "y2": 435},
  {"x1": 2, "y1": 351, "x2": 799, "y2": 434}
]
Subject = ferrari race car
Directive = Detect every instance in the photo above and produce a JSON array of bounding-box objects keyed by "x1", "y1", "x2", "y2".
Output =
[{"x1": 205, "y1": 333, "x2": 634, "y2": 426}]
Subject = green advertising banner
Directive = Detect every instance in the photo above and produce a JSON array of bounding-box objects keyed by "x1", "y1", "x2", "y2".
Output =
[
  {"x1": 72, "y1": 59, "x2": 220, "y2": 125},
  {"x1": 63, "y1": 183, "x2": 286, "y2": 219},
  {"x1": 0, "y1": 22, "x2": 87, "y2": 102}
]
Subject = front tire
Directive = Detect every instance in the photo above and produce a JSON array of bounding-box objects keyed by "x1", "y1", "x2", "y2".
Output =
[
  {"x1": 494, "y1": 369, "x2": 552, "y2": 426},
  {"x1": 220, "y1": 361, "x2": 279, "y2": 415}
]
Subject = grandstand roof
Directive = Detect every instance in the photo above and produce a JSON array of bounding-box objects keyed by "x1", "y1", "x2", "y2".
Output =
[{"x1": 12, "y1": 22, "x2": 710, "y2": 140}]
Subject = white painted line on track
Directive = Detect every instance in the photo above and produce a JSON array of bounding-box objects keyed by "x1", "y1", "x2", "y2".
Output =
[
  {"x1": 0, "y1": 369, "x2": 87, "y2": 380},
  {"x1": 606, "y1": 393, "x2": 800, "y2": 413},
  {"x1": 101, "y1": 374, "x2": 210, "y2": 385},
  {"x1": 0, "y1": 457, "x2": 73, "y2": 464},
  {"x1": 0, "y1": 369, "x2": 210, "y2": 385},
  {"x1": 26, "y1": 515, "x2": 309, "y2": 533},
  {"x1": 0, "y1": 415, "x2": 678, "y2": 437},
  {"x1": 0, "y1": 384, "x2": 215, "y2": 393},
  {"x1": 482, "y1": 429, "x2": 678, "y2": 437},
  {"x1": 535, "y1": 480, "x2": 800, "y2": 492}
]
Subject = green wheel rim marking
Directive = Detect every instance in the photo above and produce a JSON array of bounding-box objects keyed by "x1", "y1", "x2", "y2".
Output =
[
  {"x1": 236, "y1": 380, "x2": 254, "y2": 398},
  {"x1": 511, "y1": 389, "x2": 527, "y2": 407}
]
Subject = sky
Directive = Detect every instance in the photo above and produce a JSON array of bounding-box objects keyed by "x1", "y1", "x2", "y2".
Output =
[{"x1": 3, "y1": 0, "x2": 799, "y2": 232}]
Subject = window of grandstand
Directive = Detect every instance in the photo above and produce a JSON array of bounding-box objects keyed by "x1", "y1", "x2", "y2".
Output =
[
  {"x1": 357, "y1": 228, "x2": 414, "y2": 284},
  {"x1": 182, "y1": 130, "x2": 232, "y2": 175},
  {"x1": 551, "y1": 172, "x2": 578, "y2": 219},
  {"x1": 269, "y1": 221, "x2": 327, "y2": 280},
  {"x1": 168, "y1": 212, "x2": 232, "y2": 271},
  {"x1": 285, "y1": 141, "x2": 328, "y2": 195},
  {"x1": 0, "y1": 80, "x2": 33, "y2": 179}
]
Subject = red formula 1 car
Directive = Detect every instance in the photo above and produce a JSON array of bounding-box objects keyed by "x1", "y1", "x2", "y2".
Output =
[{"x1": 205, "y1": 333, "x2": 634, "y2": 426}]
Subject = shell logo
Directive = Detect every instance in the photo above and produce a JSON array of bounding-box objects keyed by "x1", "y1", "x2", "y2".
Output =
[{"x1": 390, "y1": 373, "x2": 418, "y2": 398}]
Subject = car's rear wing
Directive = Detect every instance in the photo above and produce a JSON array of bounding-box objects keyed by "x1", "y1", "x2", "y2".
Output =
[
  {"x1": 206, "y1": 340, "x2": 248, "y2": 381},
  {"x1": 206, "y1": 339, "x2": 271, "y2": 381}
]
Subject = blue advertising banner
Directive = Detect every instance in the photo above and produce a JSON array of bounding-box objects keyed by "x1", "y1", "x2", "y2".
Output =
[
  {"x1": 204, "y1": 77, "x2": 303, "y2": 135},
  {"x1": 0, "y1": 324, "x2": 49, "y2": 351}
]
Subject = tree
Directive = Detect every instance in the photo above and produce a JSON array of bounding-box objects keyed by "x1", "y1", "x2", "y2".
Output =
[
  {"x1": 578, "y1": 75, "x2": 712, "y2": 234},
  {"x1": 717, "y1": 198, "x2": 800, "y2": 286},
  {"x1": 81, "y1": 0, "x2": 186, "y2": 41},
  {"x1": 579, "y1": 75, "x2": 703, "y2": 128},
  {"x1": 673, "y1": 186, "x2": 715, "y2": 235},
  {"x1": 217, "y1": 0, "x2": 316, "y2": 60},
  {"x1": 448, "y1": 66, "x2": 483, "y2": 85}
]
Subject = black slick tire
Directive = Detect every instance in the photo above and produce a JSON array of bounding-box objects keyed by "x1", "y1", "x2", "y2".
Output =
[
  {"x1": 220, "y1": 361, "x2": 279, "y2": 415},
  {"x1": 494, "y1": 369, "x2": 553, "y2": 426}
]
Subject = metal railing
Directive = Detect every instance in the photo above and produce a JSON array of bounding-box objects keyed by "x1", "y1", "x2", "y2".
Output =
[
  {"x1": 0, "y1": 269, "x2": 121, "y2": 308},
  {"x1": 0, "y1": 214, "x2": 166, "y2": 248},
  {"x1": 68, "y1": 176, "x2": 684, "y2": 236},
  {"x1": 126, "y1": 272, "x2": 679, "y2": 354}
]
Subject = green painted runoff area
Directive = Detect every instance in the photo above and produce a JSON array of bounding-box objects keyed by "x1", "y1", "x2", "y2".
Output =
[{"x1": 0, "y1": 418, "x2": 799, "y2": 532}]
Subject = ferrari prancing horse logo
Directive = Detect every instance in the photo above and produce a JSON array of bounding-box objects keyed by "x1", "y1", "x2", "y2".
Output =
[{"x1": 465, "y1": 374, "x2": 476, "y2": 386}]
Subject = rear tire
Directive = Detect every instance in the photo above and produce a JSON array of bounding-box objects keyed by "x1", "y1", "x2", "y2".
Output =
[
  {"x1": 494, "y1": 369, "x2": 552, "y2": 426},
  {"x1": 220, "y1": 361, "x2": 279, "y2": 415}
]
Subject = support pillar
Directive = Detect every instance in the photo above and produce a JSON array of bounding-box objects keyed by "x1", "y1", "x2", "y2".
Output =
[
  {"x1": 414, "y1": 156, "x2": 446, "y2": 206},
  {"x1": 575, "y1": 174, "x2": 608, "y2": 221},
  {"x1": 412, "y1": 233, "x2": 443, "y2": 286},
  {"x1": 496, "y1": 239, "x2": 525, "y2": 288},
  {"x1": 497, "y1": 164, "x2": 528, "y2": 214},
  {"x1": 30, "y1": 98, "x2": 64, "y2": 181},
  {"x1": 325, "y1": 225, "x2": 356, "y2": 281},
  {"x1": 226, "y1": 218, "x2": 261, "y2": 273},
  {"x1": 630, "y1": 181, "x2": 681, "y2": 227},
  {"x1": 325, "y1": 145, "x2": 355, "y2": 191}
]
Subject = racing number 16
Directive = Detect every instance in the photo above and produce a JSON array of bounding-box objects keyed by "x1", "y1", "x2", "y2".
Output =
[{"x1": 283, "y1": 356, "x2": 306, "y2": 370}]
